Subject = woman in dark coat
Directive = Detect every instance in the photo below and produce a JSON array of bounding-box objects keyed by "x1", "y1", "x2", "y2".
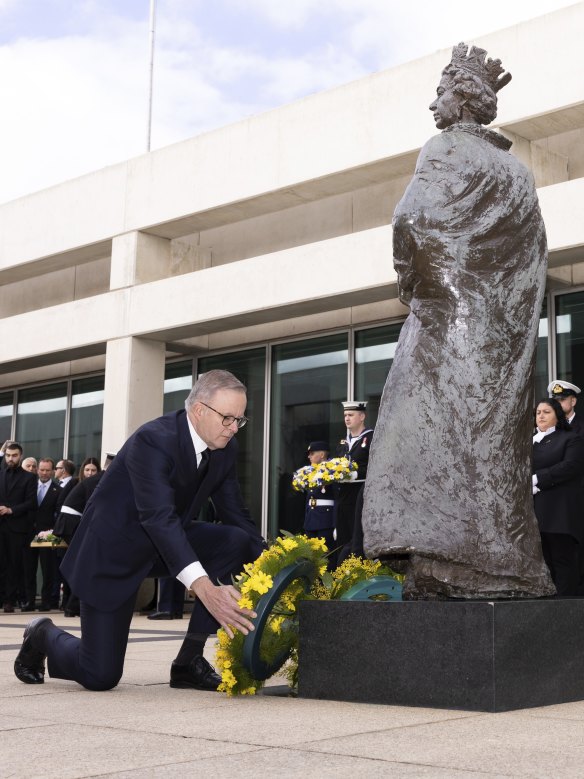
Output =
[{"x1": 533, "y1": 397, "x2": 584, "y2": 595}]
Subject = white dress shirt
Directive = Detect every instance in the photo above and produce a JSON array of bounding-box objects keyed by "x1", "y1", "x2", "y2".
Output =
[{"x1": 174, "y1": 416, "x2": 210, "y2": 590}]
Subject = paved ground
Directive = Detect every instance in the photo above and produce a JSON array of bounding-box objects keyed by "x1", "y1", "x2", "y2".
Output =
[{"x1": 2, "y1": 612, "x2": 584, "y2": 778}]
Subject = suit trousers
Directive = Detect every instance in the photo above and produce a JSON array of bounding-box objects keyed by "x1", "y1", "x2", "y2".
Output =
[
  {"x1": 0, "y1": 525, "x2": 28, "y2": 605},
  {"x1": 41, "y1": 521, "x2": 256, "y2": 690},
  {"x1": 24, "y1": 546, "x2": 57, "y2": 607},
  {"x1": 156, "y1": 576, "x2": 185, "y2": 614},
  {"x1": 540, "y1": 531, "x2": 580, "y2": 596}
]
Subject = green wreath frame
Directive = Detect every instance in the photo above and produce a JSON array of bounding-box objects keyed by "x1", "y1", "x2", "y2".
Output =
[{"x1": 242, "y1": 558, "x2": 317, "y2": 680}]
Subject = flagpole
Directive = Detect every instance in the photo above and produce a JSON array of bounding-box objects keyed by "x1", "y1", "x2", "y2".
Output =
[{"x1": 146, "y1": 0, "x2": 157, "y2": 152}]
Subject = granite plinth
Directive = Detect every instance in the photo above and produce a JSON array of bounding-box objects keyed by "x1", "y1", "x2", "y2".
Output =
[{"x1": 298, "y1": 599, "x2": 584, "y2": 712}]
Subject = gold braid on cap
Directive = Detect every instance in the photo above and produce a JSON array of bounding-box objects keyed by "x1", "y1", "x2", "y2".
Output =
[
  {"x1": 552, "y1": 384, "x2": 565, "y2": 395},
  {"x1": 449, "y1": 42, "x2": 512, "y2": 93}
]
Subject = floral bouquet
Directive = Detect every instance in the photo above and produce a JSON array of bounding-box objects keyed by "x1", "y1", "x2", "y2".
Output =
[
  {"x1": 215, "y1": 532, "x2": 402, "y2": 696},
  {"x1": 291, "y1": 456, "x2": 358, "y2": 492},
  {"x1": 32, "y1": 529, "x2": 64, "y2": 545}
]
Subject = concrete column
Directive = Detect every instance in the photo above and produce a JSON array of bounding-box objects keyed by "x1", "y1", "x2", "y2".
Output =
[
  {"x1": 499, "y1": 128, "x2": 569, "y2": 187},
  {"x1": 101, "y1": 336, "x2": 165, "y2": 458},
  {"x1": 530, "y1": 143, "x2": 569, "y2": 187},
  {"x1": 110, "y1": 231, "x2": 171, "y2": 289}
]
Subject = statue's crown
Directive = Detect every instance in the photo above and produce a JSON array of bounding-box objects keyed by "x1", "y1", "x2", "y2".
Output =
[{"x1": 449, "y1": 42, "x2": 512, "y2": 93}]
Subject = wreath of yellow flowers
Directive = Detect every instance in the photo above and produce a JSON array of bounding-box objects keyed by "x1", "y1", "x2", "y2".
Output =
[
  {"x1": 215, "y1": 533, "x2": 401, "y2": 696},
  {"x1": 291, "y1": 456, "x2": 357, "y2": 492}
]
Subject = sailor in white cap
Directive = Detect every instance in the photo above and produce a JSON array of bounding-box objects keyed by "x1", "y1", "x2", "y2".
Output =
[
  {"x1": 300, "y1": 441, "x2": 336, "y2": 566},
  {"x1": 548, "y1": 380, "x2": 584, "y2": 595},
  {"x1": 548, "y1": 380, "x2": 584, "y2": 435},
  {"x1": 335, "y1": 401, "x2": 374, "y2": 558}
]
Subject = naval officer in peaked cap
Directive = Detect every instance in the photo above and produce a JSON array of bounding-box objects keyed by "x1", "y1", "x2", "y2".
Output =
[
  {"x1": 336, "y1": 401, "x2": 373, "y2": 561},
  {"x1": 549, "y1": 380, "x2": 584, "y2": 593},
  {"x1": 548, "y1": 380, "x2": 584, "y2": 435}
]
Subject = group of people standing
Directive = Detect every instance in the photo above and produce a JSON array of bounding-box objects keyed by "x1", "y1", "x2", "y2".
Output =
[{"x1": 0, "y1": 446, "x2": 105, "y2": 616}]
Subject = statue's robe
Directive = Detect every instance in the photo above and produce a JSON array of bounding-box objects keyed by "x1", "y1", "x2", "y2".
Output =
[{"x1": 362, "y1": 123, "x2": 555, "y2": 598}]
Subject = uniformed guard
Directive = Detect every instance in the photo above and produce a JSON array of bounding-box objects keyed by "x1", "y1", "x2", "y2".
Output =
[
  {"x1": 549, "y1": 379, "x2": 584, "y2": 595},
  {"x1": 548, "y1": 380, "x2": 584, "y2": 434},
  {"x1": 301, "y1": 441, "x2": 336, "y2": 559},
  {"x1": 336, "y1": 401, "x2": 374, "y2": 557}
]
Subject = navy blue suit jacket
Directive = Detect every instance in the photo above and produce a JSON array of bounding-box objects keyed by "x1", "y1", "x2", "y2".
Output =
[
  {"x1": 61, "y1": 409, "x2": 263, "y2": 610},
  {"x1": 0, "y1": 466, "x2": 37, "y2": 533}
]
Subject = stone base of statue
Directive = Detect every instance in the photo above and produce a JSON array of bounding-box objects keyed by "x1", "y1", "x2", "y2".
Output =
[{"x1": 298, "y1": 598, "x2": 584, "y2": 712}]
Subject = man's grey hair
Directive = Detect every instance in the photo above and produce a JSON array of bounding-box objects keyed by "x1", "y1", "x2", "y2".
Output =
[{"x1": 185, "y1": 369, "x2": 246, "y2": 410}]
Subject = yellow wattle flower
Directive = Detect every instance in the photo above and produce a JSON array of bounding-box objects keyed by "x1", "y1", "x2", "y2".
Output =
[
  {"x1": 247, "y1": 570, "x2": 273, "y2": 595},
  {"x1": 269, "y1": 615, "x2": 285, "y2": 634},
  {"x1": 279, "y1": 537, "x2": 298, "y2": 551}
]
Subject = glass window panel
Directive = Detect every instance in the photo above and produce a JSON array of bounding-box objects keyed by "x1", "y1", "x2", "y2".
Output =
[
  {"x1": 556, "y1": 291, "x2": 584, "y2": 394},
  {"x1": 164, "y1": 361, "x2": 193, "y2": 413},
  {"x1": 534, "y1": 297, "x2": 548, "y2": 401},
  {"x1": 16, "y1": 383, "x2": 67, "y2": 461},
  {"x1": 68, "y1": 376, "x2": 104, "y2": 468},
  {"x1": 354, "y1": 323, "x2": 404, "y2": 429},
  {"x1": 269, "y1": 334, "x2": 348, "y2": 539},
  {"x1": 0, "y1": 391, "x2": 13, "y2": 443},
  {"x1": 198, "y1": 349, "x2": 266, "y2": 530}
]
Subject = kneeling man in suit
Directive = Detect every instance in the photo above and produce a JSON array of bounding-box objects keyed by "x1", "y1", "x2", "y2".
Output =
[{"x1": 14, "y1": 369, "x2": 265, "y2": 691}]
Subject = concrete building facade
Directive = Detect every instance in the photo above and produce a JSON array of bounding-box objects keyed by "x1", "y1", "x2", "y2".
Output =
[{"x1": 2, "y1": 4, "x2": 584, "y2": 537}]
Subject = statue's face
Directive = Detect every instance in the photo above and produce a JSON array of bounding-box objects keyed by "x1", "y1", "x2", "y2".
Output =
[{"x1": 429, "y1": 76, "x2": 461, "y2": 129}]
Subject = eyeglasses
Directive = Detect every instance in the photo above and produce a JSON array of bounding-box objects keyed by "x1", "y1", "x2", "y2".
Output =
[{"x1": 199, "y1": 401, "x2": 248, "y2": 429}]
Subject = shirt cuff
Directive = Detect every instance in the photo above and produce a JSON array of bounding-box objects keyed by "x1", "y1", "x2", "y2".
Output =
[{"x1": 177, "y1": 561, "x2": 208, "y2": 589}]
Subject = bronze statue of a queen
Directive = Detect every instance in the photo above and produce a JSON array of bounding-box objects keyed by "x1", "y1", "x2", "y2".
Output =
[{"x1": 362, "y1": 43, "x2": 555, "y2": 599}]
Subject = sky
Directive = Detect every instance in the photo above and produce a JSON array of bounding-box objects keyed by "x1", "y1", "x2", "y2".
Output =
[{"x1": 0, "y1": 0, "x2": 577, "y2": 204}]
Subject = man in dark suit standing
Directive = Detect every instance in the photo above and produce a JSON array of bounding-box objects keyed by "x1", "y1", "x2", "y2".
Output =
[
  {"x1": 0, "y1": 442, "x2": 37, "y2": 612},
  {"x1": 22, "y1": 458, "x2": 61, "y2": 612},
  {"x1": 14, "y1": 370, "x2": 265, "y2": 691},
  {"x1": 55, "y1": 460, "x2": 78, "y2": 511}
]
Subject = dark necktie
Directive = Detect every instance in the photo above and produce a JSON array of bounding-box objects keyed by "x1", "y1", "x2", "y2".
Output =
[{"x1": 197, "y1": 449, "x2": 210, "y2": 482}]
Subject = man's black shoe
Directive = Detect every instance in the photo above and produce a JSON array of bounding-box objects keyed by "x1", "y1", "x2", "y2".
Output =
[
  {"x1": 20, "y1": 603, "x2": 35, "y2": 612},
  {"x1": 147, "y1": 610, "x2": 173, "y2": 620},
  {"x1": 170, "y1": 656, "x2": 221, "y2": 691},
  {"x1": 14, "y1": 617, "x2": 53, "y2": 684},
  {"x1": 37, "y1": 603, "x2": 51, "y2": 612}
]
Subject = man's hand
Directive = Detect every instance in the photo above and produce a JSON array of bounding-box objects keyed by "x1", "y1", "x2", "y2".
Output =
[
  {"x1": 191, "y1": 576, "x2": 256, "y2": 639},
  {"x1": 0, "y1": 506, "x2": 12, "y2": 515},
  {"x1": 0, "y1": 440, "x2": 11, "y2": 454}
]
